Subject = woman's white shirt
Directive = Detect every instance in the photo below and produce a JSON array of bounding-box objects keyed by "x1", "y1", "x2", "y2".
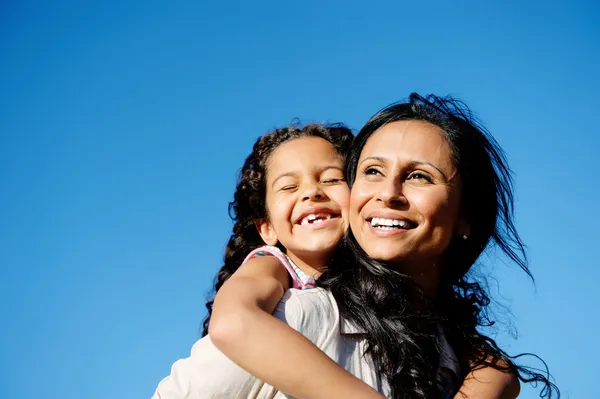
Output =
[{"x1": 152, "y1": 287, "x2": 459, "y2": 398}]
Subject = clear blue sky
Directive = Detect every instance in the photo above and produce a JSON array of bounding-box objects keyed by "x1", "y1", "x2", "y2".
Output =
[{"x1": 1, "y1": 1, "x2": 597, "y2": 398}]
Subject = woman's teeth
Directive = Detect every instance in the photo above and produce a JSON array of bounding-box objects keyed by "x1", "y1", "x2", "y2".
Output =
[{"x1": 370, "y1": 217, "x2": 411, "y2": 230}]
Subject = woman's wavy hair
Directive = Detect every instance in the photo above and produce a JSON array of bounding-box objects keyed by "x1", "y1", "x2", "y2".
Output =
[
  {"x1": 319, "y1": 93, "x2": 559, "y2": 398},
  {"x1": 201, "y1": 123, "x2": 354, "y2": 336}
]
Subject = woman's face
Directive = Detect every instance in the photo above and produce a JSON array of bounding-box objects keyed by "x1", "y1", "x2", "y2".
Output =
[{"x1": 349, "y1": 120, "x2": 465, "y2": 272}]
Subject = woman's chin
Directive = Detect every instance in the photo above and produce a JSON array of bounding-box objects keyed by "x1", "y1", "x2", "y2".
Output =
[{"x1": 366, "y1": 249, "x2": 409, "y2": 265}]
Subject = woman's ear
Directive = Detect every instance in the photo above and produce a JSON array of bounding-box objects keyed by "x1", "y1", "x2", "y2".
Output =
[
  {"x1": 255, "y1": 219, "x2": 279, "y2": 246},
  {"x1": 457, "y1": 218, "x2": 471, "y2": 240}
]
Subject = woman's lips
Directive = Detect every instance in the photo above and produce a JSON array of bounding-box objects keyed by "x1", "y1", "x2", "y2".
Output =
[
  {"x1": 366, "y1": 216, "x2": 416, "y2": 237},
  {"x1": 367, "y1": 222, "x2": 412, "y2": 236}
]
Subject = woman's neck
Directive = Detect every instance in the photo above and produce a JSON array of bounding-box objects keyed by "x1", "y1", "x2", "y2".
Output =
[
  {"x1": 395, "y1": 258, "x2": 441, "y2": 298},
  {"x1": 412, "y1": 272, "x2": 439, "y2": 298}
]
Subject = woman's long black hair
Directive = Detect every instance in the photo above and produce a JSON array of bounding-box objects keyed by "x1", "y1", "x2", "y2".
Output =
[
  {"x1": 319, "y1": 93, "x2": 559, "y2": 398},
  {"x1": 201, "y1": 123, "x2": 354, "y2": 336}
]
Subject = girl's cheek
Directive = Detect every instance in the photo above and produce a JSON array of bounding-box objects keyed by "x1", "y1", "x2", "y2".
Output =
[{"x1": 341, "y1": 191, "x2": 351, "y2": 209}]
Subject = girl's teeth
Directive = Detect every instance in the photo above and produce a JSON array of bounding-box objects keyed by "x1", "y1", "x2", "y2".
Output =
[{"x1": 301, "y1": 213, "x2": 333, "y2": 225}]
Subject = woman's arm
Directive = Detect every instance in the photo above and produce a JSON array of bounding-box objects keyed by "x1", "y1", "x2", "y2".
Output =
[
  {"x1": 209, "y1": 256, "x2": 384, "y2": 399},
  {"x1": 454, "y1": 365, "x2": 520, "y2": 399}
]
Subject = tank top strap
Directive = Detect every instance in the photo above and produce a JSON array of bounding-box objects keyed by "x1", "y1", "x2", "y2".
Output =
[{"x1": 243, "y1": 245, "x2": 306, "y2": 289}]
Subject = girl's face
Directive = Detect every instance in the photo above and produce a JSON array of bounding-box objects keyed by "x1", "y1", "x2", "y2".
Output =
[
  {"x1": 349, "y1": 120, "x2": 465, "y2": 274},
  {"x1": 258, "y1": 136, "x2": 350, "y2": 268}
]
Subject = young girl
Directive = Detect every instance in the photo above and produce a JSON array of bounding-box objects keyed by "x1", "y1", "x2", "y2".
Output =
[{"x1": 201, "y1": 123, "x2": 520, "y2": 399}]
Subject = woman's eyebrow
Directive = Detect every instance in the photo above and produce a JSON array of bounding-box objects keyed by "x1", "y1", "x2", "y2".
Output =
[
  {"x1": 409, "y1": 160, "x2": 449, "y2": 181},
  {"x1": 358, "y1": 156, "x2": 387, "y2": 167},
  {"x1": 359, "y1": 156, "x2": 452, "y2": 181}
]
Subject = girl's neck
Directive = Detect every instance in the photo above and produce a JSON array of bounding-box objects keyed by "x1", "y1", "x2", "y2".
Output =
[{"x1": 285, "y1": 250, "x2": 330, "y2": 279}]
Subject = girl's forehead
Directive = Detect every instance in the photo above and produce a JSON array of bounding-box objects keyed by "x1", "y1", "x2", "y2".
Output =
[{"x1": 267, "y1": 137, "x2": 343, "y2": 171}]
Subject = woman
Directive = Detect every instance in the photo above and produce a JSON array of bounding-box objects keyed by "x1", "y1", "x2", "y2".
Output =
[{"x1": 319, "y1": 93, "x2": 558, "y2": 398}]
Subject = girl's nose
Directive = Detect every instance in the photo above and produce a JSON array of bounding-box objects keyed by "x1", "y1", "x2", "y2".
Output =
[{"x1": 301, "y1": 184, "x2": 327, "y2": 202}]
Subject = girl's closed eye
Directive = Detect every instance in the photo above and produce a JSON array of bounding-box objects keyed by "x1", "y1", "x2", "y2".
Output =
[
  {"x1": 280, "y1": 184, "x2": 298, "y2": 192},
  {"x1": 320, "y1": 168, "x2": 346, "y2": 185},
  {"x1": 321, "y1": 177, "x2": 345, "y2": 185}
]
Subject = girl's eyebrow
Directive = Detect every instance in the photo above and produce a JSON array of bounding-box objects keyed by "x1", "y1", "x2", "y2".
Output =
[
  {"x1": 272, "y1": 165, "x2": 344, "y2": 188},
  {"x1": 319, "y1": 165, "x2": 344, "y2": 173},
  {"x1": 271, "y1": 172, "x2": 297, "y2": 188}
]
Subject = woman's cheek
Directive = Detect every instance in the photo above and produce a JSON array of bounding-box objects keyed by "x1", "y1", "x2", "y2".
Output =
[
  {"x1": 411, "y1": 188, "x2": 450, "y2": 218},
  {"x1": 350, "y1": 181, "x2": 372, "y2": 209}
]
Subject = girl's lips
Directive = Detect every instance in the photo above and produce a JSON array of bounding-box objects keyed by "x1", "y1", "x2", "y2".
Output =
[
  {"x1": 295, "y1": 207, "x2": 339, "y2": 224},
  {"x1": 296, "y1": 214, "x2": 341, "y2": 230}
]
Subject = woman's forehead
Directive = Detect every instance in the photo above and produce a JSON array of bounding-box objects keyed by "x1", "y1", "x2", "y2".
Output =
[{"x1": 360, "y1": 120, "x2": 454, "y2": 170}]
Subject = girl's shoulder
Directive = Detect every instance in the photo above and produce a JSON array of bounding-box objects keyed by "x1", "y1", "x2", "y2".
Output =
[
  {"x1": 243, "y1": 245, "x2": 316, "y2": 290},
  {"x1": 244, "y1": 245, "x2": 288, "y2": 265}
]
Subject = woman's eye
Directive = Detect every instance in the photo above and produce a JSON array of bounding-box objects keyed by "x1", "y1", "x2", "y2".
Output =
[
  {"x1": 364, "y1": 167, "x2": 382, "y2": 176},
  {"x1": 406, "y1": 171, "x2": 432, "y2": 182},
  {"x1": 280, "y1": 185, "x2": 297, "y2": 191}
]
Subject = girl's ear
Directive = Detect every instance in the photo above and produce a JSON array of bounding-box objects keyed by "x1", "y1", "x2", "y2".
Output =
[{"x1": 255, "y1": 219, "x2": 278, "y2": 246}]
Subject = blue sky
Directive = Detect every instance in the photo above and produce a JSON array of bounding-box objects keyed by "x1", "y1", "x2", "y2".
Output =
[{"x1": 1, "y1": 1, "x2": 597, "y2": 398}]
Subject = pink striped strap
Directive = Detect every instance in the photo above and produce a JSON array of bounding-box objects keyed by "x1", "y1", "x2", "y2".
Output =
[{"x1": 242, "y1": 246, "x2": 304, "y2": 289}]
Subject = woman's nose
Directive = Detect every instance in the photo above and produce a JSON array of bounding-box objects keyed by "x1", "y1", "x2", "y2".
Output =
[{"x1": 376, "y1": 179, "x2": 407, "y2": 207}]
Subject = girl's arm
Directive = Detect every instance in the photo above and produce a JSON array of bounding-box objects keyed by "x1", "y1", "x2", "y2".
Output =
[
  {"x1": 209, "y1": 256, "x2": 384, "y2": 399},
  {"x1": 454, "y1": 365, "x2": 520, "y2": 399}
]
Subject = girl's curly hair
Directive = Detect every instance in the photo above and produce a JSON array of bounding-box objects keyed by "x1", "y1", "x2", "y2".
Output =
[{"x1": 201, "y1": 123, "x2": 353, "y2": 336}]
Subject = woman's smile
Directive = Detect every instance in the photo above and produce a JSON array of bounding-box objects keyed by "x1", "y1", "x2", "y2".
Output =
[{"x1": 350, "y1": 119, "x2": 462, "y2": 269}]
